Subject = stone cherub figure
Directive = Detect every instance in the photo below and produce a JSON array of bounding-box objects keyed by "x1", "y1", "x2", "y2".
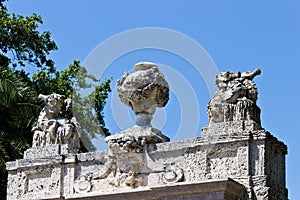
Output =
[
  {"x1": 208, "y1": 68, "x2": 261, "y2": 124},
  {"x1": 32, "y1": 94, "x2": 81, "y2": 151}
]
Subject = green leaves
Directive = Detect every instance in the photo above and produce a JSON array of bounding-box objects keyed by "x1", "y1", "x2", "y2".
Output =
[
  {"x1": 0, "y1": 69, "x2": 40, "y2": 175},
  {"x1": 0, "y1": 4, "x2": 57, "y2": 68},
  {"x1": 0, "y1": 0, "x2": 112, "y2": 176},
  {"x1": 94, "y1": 78, "x2": 112, "y2": 136},
  {"x1": 32, "y1": 60, "x2": 99, "y2": 97}
]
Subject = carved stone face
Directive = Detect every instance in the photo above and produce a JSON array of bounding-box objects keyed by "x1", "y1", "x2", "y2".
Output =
[{"x1": 40, "y1": 94, "x2": 64, "y2": 116}]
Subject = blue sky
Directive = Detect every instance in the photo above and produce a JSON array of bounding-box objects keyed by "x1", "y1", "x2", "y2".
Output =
[{"x1": 7, "y1": 0, "x2": 300, "y2": 198}]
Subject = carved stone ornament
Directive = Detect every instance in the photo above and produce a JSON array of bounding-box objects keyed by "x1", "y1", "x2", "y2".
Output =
[
  {"x1": 98, "y1": 62, "x2": 182, "y2": 190},
  {"x1": 106, "y1": 62, "x2": 170, "y2": 149},
  {"x1": 31, "y1": 93, "x2": 81, "y2": 151},
  {"x1": 74, "y1": 177, "x2": 92, "y2": 193},
  {"x1": 201, "y1": 69, "x2": 263, "y2": 137},
  {"x1": 208, "y1": 69, "x2": 261, "y2": 124},
  {"x1": 117, "y1": 62, "x2": 169, "y2": 127}
]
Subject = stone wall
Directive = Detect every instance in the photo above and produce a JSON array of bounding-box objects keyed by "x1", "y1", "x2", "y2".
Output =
[{"x1": 6, "y1": 128, "x2": 287, "y2": 199}]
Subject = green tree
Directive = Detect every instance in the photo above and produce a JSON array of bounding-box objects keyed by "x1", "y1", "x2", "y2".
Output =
[
  {"x1": 0, "y1": 0, "x2": 111, "y2": 197},
  {"x1": 0, "y1": 0, "x2": 57, "y2": 68},
  {"x1": 0, "y1": 66, "x2": 40, "y2": 198},
  {"x1": 0, "y1": 0, "x2": 111, "y2": 150},
  {"x1": 0, "y1": 67, "x2": 40, "y2": 155}
]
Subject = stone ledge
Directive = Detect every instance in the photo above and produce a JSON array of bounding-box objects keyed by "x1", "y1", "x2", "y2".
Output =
[
  {"x1": 201, "y1": 120, "x2": 262, "y2": 137},
  {"x1": 6, "y1": 157, "x2": 63, "y2": 170},
  {"x1": 24, "y1": 144, "x2": 77, "y2": 159},
  {"x1": 66, "y1": 178, "x2": 245, "y2": 200}
]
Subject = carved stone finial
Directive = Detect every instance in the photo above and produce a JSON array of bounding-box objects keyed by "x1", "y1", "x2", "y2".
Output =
[
  {"x1": 31, "y1": 93, "x2": 81, "y2": 152},
  {"x1": 106, "y1": 62, "x2": 169, "y2": 149},
  {"x1": 117, "y1": 62, "x2": 169, "y2": 127}
]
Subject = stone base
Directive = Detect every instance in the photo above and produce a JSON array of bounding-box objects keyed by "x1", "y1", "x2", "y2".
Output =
[
  {"x1": 208, "y1": 100, "x2": 261, "y2": 124},
  {"x1": 119, "y1": 125, "x2": 170, "y2": 143},
  {"x1": 201, "y1": 120, "x2": 262, "y2": 137}
]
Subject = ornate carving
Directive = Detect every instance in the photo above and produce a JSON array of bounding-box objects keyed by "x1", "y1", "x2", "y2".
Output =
[
  {"x1": 98, "y1": 62, "x2": 173, "y2": 190},
  {"x1": 117, "y1": 62, "x2": 169, "y2": 127},
  {"x1": 74, "y1": 177, "x2": 92, "y2": 194},
  {"x1": 123, "y1": 170, "x2": 144, "y2": 188},
  {"x1": 6, "y1": 65, "x2": 288, "y2": 200},
  {"x1": 105, "y1": 132, "x2": 143, "y2": 153},
  {"x1": 106, "y1": 62, "x2": 170, "y2": 168},
  {"x1": 31, "y1": 94, "x2": 81, "y2": 151},
  {"x1": 208, "y1": 69, "x2": 261, "y2": 125},
  {"x1": 162, "y1": 164, "x2": 184, "y2": 183},
  {"x1": 6, "y1": 131, "x2": 287, "y2": 199}
]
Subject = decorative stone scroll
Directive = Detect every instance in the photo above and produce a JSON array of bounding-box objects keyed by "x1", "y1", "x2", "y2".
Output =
[{"x1": 31, "y1": 93, "x2": 81, "y2": 151}]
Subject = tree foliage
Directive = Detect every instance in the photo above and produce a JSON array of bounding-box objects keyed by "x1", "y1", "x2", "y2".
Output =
[
  {"x1": 0, "y1": 67, "x2": 40, "y2": 167},
  {"x1": 0, "y1": 66, "x2": 41, "y2": 198},
  {"x1": 0, "y1": 0, "x2": 57, "y2": 68},
  {"x1": 0, "y1": 1, "x2": 112, "y2": 196},
  {"x1": 94, "y1": 78, "x2": 112, "y2": 136}
]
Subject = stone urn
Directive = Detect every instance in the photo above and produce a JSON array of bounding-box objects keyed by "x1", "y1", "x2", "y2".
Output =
[
  {"x1": 117, "y1": 62, "x2": 169, "y2": 127},
  {"x1": 105, "y1": 62, "x2": 170, "y2": 152}
]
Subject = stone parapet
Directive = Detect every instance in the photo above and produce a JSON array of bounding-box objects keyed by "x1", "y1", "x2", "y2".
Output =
[{"x1": 6, "y1": 130, "x2": 287, "y2": 200}]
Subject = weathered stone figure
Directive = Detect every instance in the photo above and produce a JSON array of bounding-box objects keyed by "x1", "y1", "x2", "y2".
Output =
[
  {"x1": 32, "y1": 93, "x2": 81, "y2": 150},
  {"x1": 208, "y1": 68, "x2": 261, "y2": 125}
]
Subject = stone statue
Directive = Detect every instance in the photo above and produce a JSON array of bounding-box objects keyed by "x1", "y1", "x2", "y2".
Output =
[
  {"x1": 31, "y1": 93, "x2": 81, "y2": 151},
  {"x1": 207, "y1": 68, "x2": 261, "y2": 124}
]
